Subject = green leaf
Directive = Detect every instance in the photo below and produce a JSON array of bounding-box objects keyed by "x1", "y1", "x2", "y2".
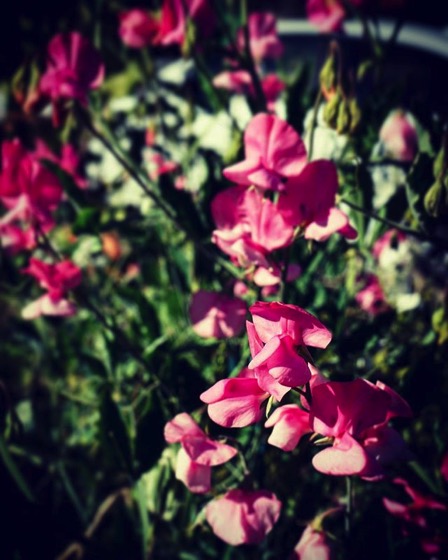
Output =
[{"x1": 0, "y1": 432, "x2": 35, "y2": 502}]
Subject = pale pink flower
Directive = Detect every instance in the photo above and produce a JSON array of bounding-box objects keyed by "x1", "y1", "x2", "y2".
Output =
[
  {"x1": 265, "y1": 404, "x2": 311, "y2": 451},
  {"x1": 164, "y1": 413, "x2": 238, "y2": 493},
  {"x1": 118, "y1": 9, "x2": 159, "y2": 48},
  {"x1": 355, "y1": 274, "x2": 389, "y2": 315},
  {"x1": 306, "y1": 0, "x2": 364, "y2": 33},
  {"x1": 291, "y1": 525, "x2": 332, "y2": 560},
  {"x1": 310, "y1": 378, "x2": 412, "y2": 477},
  {"x1": 40, "y1": 32, "x2": 104, "y2": 105},
  {"x1": 236, "y1": 13, "x2": 283, "y2": 63},
  {"x1": 200, "y1": 368, "x2": 269, "y2": 428},
  {"x1": 22, "y1": 258, "x2": 82, "y2": 319},
  {"x1": 223, "y1": 113, "x2": 308, "y2": 192},
  {"x1": 189, "y1": 290, "x2": 247, "y2": 339},
  {"x1": 247, "y1": 302, "x2": 332, "y2": 389},
  {"x1": 379, "y1": 111, "x2": 418, "y2": 162},
  {"x1": 205, "y1": 488, "x2": 282, "y2": 545},
  {"x1": 278, "y1": 160, "x2": 357, "y2": 242}
]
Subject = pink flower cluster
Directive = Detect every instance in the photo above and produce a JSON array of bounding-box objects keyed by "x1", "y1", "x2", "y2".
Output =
[
  {"x1": 213, "y1": 13, "x2": 285, "y2": 111},
  {"x1": 119, "y1": 0, "x2": 213, "y2": 49},
  {"x1": 211, "y1": 113, "x2": 356, "y2": 284}
]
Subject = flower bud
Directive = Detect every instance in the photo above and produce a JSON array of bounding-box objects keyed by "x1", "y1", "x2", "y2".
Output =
[
  {"x1": 424, "y1": 178, "x2": 448, "y2": 218},
  {"x1": 323, "y1": 90, "x2": 342, "y2": 129}
]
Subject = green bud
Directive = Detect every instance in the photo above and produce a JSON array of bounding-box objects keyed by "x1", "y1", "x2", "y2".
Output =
[
  {"x1": 349, "y1": 98, "x2": 362, "y2": 134},
  {"x1": 323, "y1": 90, "x2": 341, "y2": 129},
  {"x1": 424, "y1": 178, "x2": 446, "y2": 217},
  {"x1": 336, "y1": 98, "x2": 351, "y2": 135},
  {"x1": 433, "y1": 146, "x2": 445, "y2": 179},
  {"x1": 319, "y1": 53, "x2": 338, "y2": 99}
]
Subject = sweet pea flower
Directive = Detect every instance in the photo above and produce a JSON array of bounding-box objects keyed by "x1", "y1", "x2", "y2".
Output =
[
  {"x1": 223, "y1": 113, "x2": 308, "y2": 192},
  {"x1": 383, "y1": 479, "x2": 448, "y2": 556},
  {"x1": 118, "y1": 9, "x2": 159, "y2": 48},
  {"x1": 277, "y1": 160, "x2": 357, "y2": 242},
  {"x1": 35, "y1": 140, "x2": 87, "y2": 189},
  {"x1": 200, "y1": 368, "x2": 269, "y2": 428},
  {"x1": 306, "y1": 0, "x2": 364, "y2": 33},
  {"x1": 379, "y1": 110, "x2": 418, "y2": 162},
  {"x1": 22, "y1": 258, "x2": 82, "y2": 319},
  {"x1": 155, "y1": 0, "x2": 214, "y2": 47},
  {"x1": 265, "y1": 404, "x2": 311, "y2": 451},
  {"x1": 164, "y1": 413, "x2": 238, "y2": 493},
  {"x1": 291, "y1": 525, "x2": 332, "y2": 560},
  {"x1": 246, "y1": 301, "x2": 332, "y2": 389},
  {"x1": 211, "y1": 185, "x2": 294, "y2": 268},
  {"x1": 189, "y1": 290, "x2": 247, "y2": 339},
  {"x1": 310, "y1": 378, "x2": 412, "y2": 477},
  {"x1": 40, "y1": 32, "x2": 104, "y2": 105},
  {"x1": 236, "y1": 13, "x2": 283, "y2": 63},
  {"x1": 205, "y1": 488, "x2": 282, "y2": 545},
  {"x1": 355, "y1": 274, "x2": 389, "y2": 316}
]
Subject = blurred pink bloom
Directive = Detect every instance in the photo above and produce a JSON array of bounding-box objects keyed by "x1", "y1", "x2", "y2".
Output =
[
  {"x1": 118, "y1": 9, "x2": 159, "y2": 48},
  {"x1": 265, "y1": 404, "x2": 311, "y2": 451},
  {"x1": 306, "y1": 0, "x2": 364, "y2": 33},
  {"x1": 0, "y1": 139, "x2": 63, "y2": 241},
  {"x1": 213, "y1": 71, "x2": 285, "y2": 112},
  {"x1": 164, "y1": 412, "x2": 238, "y2": 493},
  {"x1": 372, "y1": 229, "x2": 407, "y2": 260},
  {"x1": 383, "y1": 478, "x2": 447, "y2": 556},
  {"x1": 205, "y1": 488, "x2": 282, "y2": 545},
  {"x1": 147, "y1": 152, "x2": 178, "y2": 181},
  {"x1": 278, "y1": 160, "x2": 357, "y2": 242},
  {"x1": 247, "y1": 302, "x2": 332, "y2": 389},
  {"x1": 355, "y1": 274, "x2": 389, "y2": 315},
  {"x1": 35, "y1": 140, "x2": 87, "y2": 189},
  {"x1": 0, "y1": 223, "x2": 36, "y2": 254},
  {"x1": 22, "y1": 258, "x2": 82, "y2": 319},
  {"x1": 155, "y1": 0, "x2": 214, "y2": 46},
  {"x1": 189, "y1": 290, "x2": 247, "y2": 339},
  {"x1": 211, "y1": 185, "x2": 294, "y2": 268},
  {"x1": 291, "y1": 525, "x2": 332, "y2": 560},
  {"x1": 233, "y1": 280, "x2": 249, "y2": 297},
  {"x1": 223, "y1": 113, "x2": 307, "y2": 192},
  {"x1": 200, "y1": 368, "x2": 269, "y2": 428},
  {"x1": 40, "y1": 32, "x2": 104, "y2": 105},
  {"x1": 236, "y1": 13, "x2": 283, "y2": 63},
  {"x1": 252, "y1": 263, "x2": 301, "y2": 288},
  {"x1": 310, "y1": 378, "x2": 412, "y2": 477},
  {"x1": 379, "y1": 111, "x2": 418, "y2": 162}
]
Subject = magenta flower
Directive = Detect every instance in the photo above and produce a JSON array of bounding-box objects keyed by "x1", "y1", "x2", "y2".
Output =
[
  {"x1": 200, "y1": 368, "x2": 269, "y2": 428},
  {"x1": 164, "y1": 413, "x2": 238, "y2": 493},
  {"x1": 205, "y1": 488, "x2": 282, "y2": 545},
  {"x1": 189, "y1": 290, "x2": 247, "y2": 339},
  {"x1": 355, "y1": 274, "x2": 389, "y2": 316},
  {"x1": 155, "y1": 0, "x2": 214, "y2": 47},
  {"x1": 246, "y1": 301, "x2": 332, "y2": 389},
  {"x1": 118, "y1": 9, "x2": 159, "y2": 48},
  {"x1": 39, "y1": 32, "x2": 104, "y2": 105},
  {"x1": 310, "y1": 378, "x2": 412, "y2": 477},
  {"x1": 223, "y1": 113, "x2": 308, "y2": 192},
  {"x1": 236, "y1": 12, "x2": 283, "y2": 63},
  {"x1": 278, "y1": 160, "x2": 357, "y2": 242},
  {"x1": 35, "y1": 140, "x2": 87, "y2": 189},
  {"x1": 383, "y1": 478, "x2": 447, "y2": 556},
  {"x1": 291, "y1": 525, "x2": 332, "y2": 560},
  {"x1": 22, "y1": 258, "x2": 82, "y2": 319},
  {"x1": 306, "y1": 0, "x2": 364, "y2": 33},
  {"x1": 265, "y1": 404, "x2": 311, "y2": 452},
  {"x1": 379, "y1": 110, "x2": 418, "y2": 162},
  {"x1": 211, "y1": 185, "x2": 294, "y2": 268}
]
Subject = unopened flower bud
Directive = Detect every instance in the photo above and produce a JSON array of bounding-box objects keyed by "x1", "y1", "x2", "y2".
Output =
[
  {"x1": 424, "y1": 178, "x2": 448, "y2": 218},
  {"x1": 323, "y1": 90, "x2": 341, "y2": 129},
  {"x1": 319, "y1": 51, "x2": 338, "y2": 100},
  {"x1": 336, "y1": 98, "x2": 351, "y2": 134}
]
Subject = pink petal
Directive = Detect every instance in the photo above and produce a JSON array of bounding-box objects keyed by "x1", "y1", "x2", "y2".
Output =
[
  {"x1": 175, "y1": 447, "x2": 211, "y2": 494},
  {"x1": 265, "y1": 404, "x2": 311, "y2": 451},
  {"x1": 164, "y1": 412, "x2": 204, "y2": 443},
  {"x1": 312, "y1": 432, "x2": 370, "y2": 476},
  {"x1": 182, "y1": 435, "x2": 238, "y2": 466}
]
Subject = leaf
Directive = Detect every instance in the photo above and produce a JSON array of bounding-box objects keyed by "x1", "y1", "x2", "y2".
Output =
[
  {"x1": 0, "y1": 432, "x2": 35, "y2": 502},
  {"x1": 405, "y1": 153, "x2": 433, "y2": 227}
]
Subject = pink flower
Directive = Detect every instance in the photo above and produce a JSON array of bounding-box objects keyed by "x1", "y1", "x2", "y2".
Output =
[
  {"x1": 147, "y1": 152, "x2": 178, "y2": 181},
  {"x1": 236, "y1": 13, "x2": 283, "y2": 63},
  {"x1": 306, "y1": 0, "x2": 364, "y2": 33},
  {"x1": 355, "y1": 274, "x2": 389, "y2": 315},
  {"x1": 39, "y1": 32, "x2": 104, "y2": 105},
  {"x1": 164, "y1": 413, "x2": 238, "y2": 493},
  {"x1": 0, "y1": 223, "x2": 36, "y2": 254},
  {"x1": 118, "y1": 9, "x2": 159, "y2": 48},
  {"x1": 383, "y1": 479, "x2": 447, "y2": 556},
  {"x1": 205, "y1": 488, "x2": 282, "y2": 545},
  {"x1": 277, "y1": 160, "x2": 357, "y2": 242},
  {"x1": 265, "y1": 404, "x2": 311, "y2": 451},
  {"x1": 200, "y1": 368, "x2": 269, "y2": 428},
  {"x1": 223, "y1": 113, "x2": 308, "y2": 192},
  {"x1": 22, "y1": 258, "x2": 82, "y2": 319},
  {"x1": 310, "y1": 378, "x2": 412, "y2": 477},
  {"x1": 372, "y1": 229, "x2": 407, "y2": 261},
  {"x1": 155, "y1": 0, "x2": 214, "y2": 47},
  {"x1": 247, "y1": 302, "x2": 332, "y2": 389},
  {"x1": 291, "y1": 525, "x2": 332, "y2": 560},
  {"x1": 35, "y1": 140, "x2": 87, "y2": 189},
  {"x1": 379, "y1": 111, "x2": 418, "y2": 162},
  {"x1": 211, "y1": 185, "x2": 294, "y2": 268},
  {"x1": 189, "y1": 291, "x2": 247, "y2": 339}
]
